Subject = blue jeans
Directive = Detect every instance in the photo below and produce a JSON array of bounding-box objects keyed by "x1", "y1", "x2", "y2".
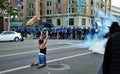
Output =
[{"x1": 35, "y1": 53, "x2": 46, "y2": 67}]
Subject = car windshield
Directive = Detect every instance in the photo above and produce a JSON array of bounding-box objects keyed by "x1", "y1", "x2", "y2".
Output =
[{"x1": 1, "y1": 31, "x2": 15, "y2": 35}]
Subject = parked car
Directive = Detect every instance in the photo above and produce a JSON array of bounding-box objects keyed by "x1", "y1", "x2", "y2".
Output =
[{"x1": 0, "y1": 31, "x2": 23, "y2": 42}]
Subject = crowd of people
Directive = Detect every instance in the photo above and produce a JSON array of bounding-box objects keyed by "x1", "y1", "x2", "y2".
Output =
[
  {"x1": 12, "y1": 22, "x2": 120, "y2": 73},
  {"x1": 11, "y1": 26, "x2": 96, "y2": 40}
]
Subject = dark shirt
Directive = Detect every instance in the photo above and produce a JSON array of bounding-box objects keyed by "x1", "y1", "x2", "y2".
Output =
[
  {"x1": 39, "y1": 47, "x2": 46, "y2": 55},
  {"x1": 103, "y1": 32, "x2": 120, "y2": 74}
]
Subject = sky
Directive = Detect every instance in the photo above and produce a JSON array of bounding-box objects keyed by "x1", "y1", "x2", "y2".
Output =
[{"x1": 112, "y1": 0, "x2": 120, "y2": 7}]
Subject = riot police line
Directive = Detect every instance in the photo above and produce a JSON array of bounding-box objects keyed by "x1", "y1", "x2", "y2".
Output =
[
  {"x1": 11, "y1": 26, "x2": 96, "y2": 40},
  {"x1": 47, "y1": 27, "x2": 96, "y2": 40}
]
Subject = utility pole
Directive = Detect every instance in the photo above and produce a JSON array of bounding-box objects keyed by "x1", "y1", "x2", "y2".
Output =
[
  {"x1": 8, "y1": 0, "x2": 10, "y2": 31},
  {"x1": 94, "y1": 0, "x2": 96, "y2": 25},
  {"x1": 67, "y1": 0, "x2": 69, "y2": 27},
  {"x1": 104, "y1": 0, "x2": 111, "y2": 14},
  {"x1": 105, "y1": 0, "x2": 108, "y2": 14},
  {"x1": 109, "y1": 0, "x2": 111, "y2": 12}
]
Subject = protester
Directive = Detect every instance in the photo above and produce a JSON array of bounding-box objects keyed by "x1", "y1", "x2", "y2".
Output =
[
  {"x1": 97, "y1": 22, "x2": 120, "y2": 74},
  {"x1": 102, "y1": 22, "x2": 120, "y2": 74},
  {"x1": 31, "y1": 30, "x2": 49, "y2": 69}
]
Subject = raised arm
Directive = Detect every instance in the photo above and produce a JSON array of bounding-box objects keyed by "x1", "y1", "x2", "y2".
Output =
[
  {"x1": 43, "y1": 31, "x2": 49, "y2": 45},
  {"x1": 45, "y1": 31, "x2": 49, "y2": 41},
  {"x1": 39, "y1": 31, "x2": 43, "y2": 39}
]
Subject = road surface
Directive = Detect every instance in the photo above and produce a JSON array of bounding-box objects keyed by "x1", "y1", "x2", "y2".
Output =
[{"x1": 0, "y1": 39, "x2": 103, "y2": 74}]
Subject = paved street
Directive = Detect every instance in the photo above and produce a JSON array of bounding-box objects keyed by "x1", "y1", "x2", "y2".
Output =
[{"x1": 0, "y1": 39, "x2": 103, "y2": 74}]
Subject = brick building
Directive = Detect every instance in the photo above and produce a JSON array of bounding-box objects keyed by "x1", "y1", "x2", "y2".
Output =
[
  {"x1": 16, "y1": 0, "x2": 120, "y2": 29},
  {"x1": 0, "y1": 0, "x2": 23, "y2": 32},
  {"x1": 1, "y1": 0, "x2": 120, "y2": 32}
]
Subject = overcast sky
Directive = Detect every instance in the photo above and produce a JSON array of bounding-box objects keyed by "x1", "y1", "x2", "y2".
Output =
[{"x1": 112, "y1": 0, "x2": 120, "y2": 7}]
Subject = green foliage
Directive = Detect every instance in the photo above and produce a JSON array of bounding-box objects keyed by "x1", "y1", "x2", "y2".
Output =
[
  {"x1": 0, "y1": 0, "x2": 6, "y2": 11},
  {"x1": 0, "y1": 0, "x2": 18, "y2": 22},
  {"x1": 0, "y1": 17, "x2": 3, "y2": 24}
]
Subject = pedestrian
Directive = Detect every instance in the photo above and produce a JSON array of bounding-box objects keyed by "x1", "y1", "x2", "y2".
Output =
[
  {"x1": 102, "y1": 22, "x2": 120, "y2": 74},
  {"x1": 31, "y1": 30, "x2": 49, "y2": 69},
  {"x1": 97, "y1": 22, "x2": 120, "y2": 74}
]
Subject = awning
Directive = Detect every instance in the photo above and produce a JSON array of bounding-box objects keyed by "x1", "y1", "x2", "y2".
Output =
[{"x1": 10, "y1": 23, "x2": 22, "y2": 27}]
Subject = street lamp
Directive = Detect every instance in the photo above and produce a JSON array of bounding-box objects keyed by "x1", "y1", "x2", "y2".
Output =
[{"x1": 10, "y1": 15, "x2": 18, "y2": 25}]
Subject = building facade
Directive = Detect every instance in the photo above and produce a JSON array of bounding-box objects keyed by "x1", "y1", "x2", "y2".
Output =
[
  {"x1": 1, "y1": 0, "x2": 120, "y2": 32},
  {"x1": 40, "y1": 0, "x2": 118, "y2": 28},
  {"x1": 0, "y1": 14, "x2": 8, "y2": 32},
  {"x1": 20, "y1": 0, "x2": 98, "y2": 28},
  {"x1": 111, "y1": 6, "x2": 120, "y2": 22},
  {"x1": 0, "y1": 0, "x2": 23, "y2": 32},
  {"x1": 39, "y1": 0, "x2": 113, "y2": 28},
  {"x1": 16, "y1": 0, "x2": 120, "y2": 29}
]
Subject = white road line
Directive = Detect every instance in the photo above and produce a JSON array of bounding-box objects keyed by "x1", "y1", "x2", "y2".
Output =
[
  {"x1": 0, "y1": 46, "x2": 76, "y2": 58},
  {"x1": 0, "y1": 52, "x2": 93, "y2": 74}
]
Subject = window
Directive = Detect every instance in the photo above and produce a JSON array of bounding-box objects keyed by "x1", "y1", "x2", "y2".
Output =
[
  {"x1": 47, "y1": 1, "x2": 49, "y2": 6},
  {"x1": 57, "y1": 0, "x2": 60, "y2": 3},
  {"x1": 47, "y1": 10, "x2": 49, "y2": 15},
  {"x1": 29, "y1": 4, "x2": 31, "y2": 8},
  {"x1": 29, "y1": 11, "x2": 34, "y2": 16},
  {"x1": 69, "y1": 18, "x2": 74, "y2": 25},
  {"x1": 91, "y1": 0, "x2": 93, "y2": 5},
  {"x1": 46, "y1": 9, "x2": 52, "y2": 15},
  {"x1": 50, "y1": 9, "x2": 52, "y2": 14},
  {"x1": 82, "y1": 18, "x2": 86, "y2": 25},
  {"x1": 40, "y1": 0, "x2": 43, "y2": 2},
  {"x1": 101, "y1": 4, "x2": 104, "y2": 8},
  {"x1": 69, "y1": 0, "x2": 71, "y2": 3},
  {"x1": 72, "y1": 8, "x2": 74, "y2": 13},
  {"x1": 58, "y1": 9, "x2": 61, "y2": 14},
  {"x1": 81, "y1": 7, "x2": 86, "y2": 14},
  {"x1": 50, "y1": 1, "x2": 52, "y2": 6},
  {"x1": 40, "y1": 3, "x2": 42, "y2": 7},
  {"x1": 69, "y1": 0, "x2": 74, "y2": 4},
  {"x1": 31, "y1": 3, "x2": 33, "y2": 8},
  {"x1": 91, "y1": 10, "x2": 93, "y2": 15},
  {"x1": 29, "y1": 3, "x2": 33, "y2": 8},
  {"x1": 46, "y1": 19, "x2": 52, "y2": 24},
  {"x1": 69, "y1": 8, "x2": 70, "y2": 13},
  {"x1": 57, "y1": 19, "x2": 61, "y2": 25},
  {"x1": 40, "y1": 10, "x2": 42, "y2": 15},
  {"x1": 81, "y1": 0, "x2": 85, "y2": 4},
  {"x1": 96, "y1": 2, "x2": 99, "y2": 8},
  {"x1": 3, "y1": 32, "x2": 15, "y2": 35},
  {"x1": 31, "y1": 11, "x2": 34, "y2": 16},
  {"x1": 91, "y1": 20, "x2": 94, "y2": 25},
  {"x1": 69, "y1": 8, "x2": 74, "y2": 13},
  {"x1": 20, "y1": 13, "x2": 23, "y2": 16},
  {"x1": 72, "y1": 0, "x2": 75, "y2": 3}
]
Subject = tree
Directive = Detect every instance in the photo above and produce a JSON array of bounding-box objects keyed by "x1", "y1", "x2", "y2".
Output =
[
  {"x1": 0, "y1": 0, "x2": 18, "y2": 21},
  {"x1": 0, "y1": 0, "x2": 6, "y2": 23},
  {"x1": 0, "y1": 0, "x2": 6, "y2": 13}
]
